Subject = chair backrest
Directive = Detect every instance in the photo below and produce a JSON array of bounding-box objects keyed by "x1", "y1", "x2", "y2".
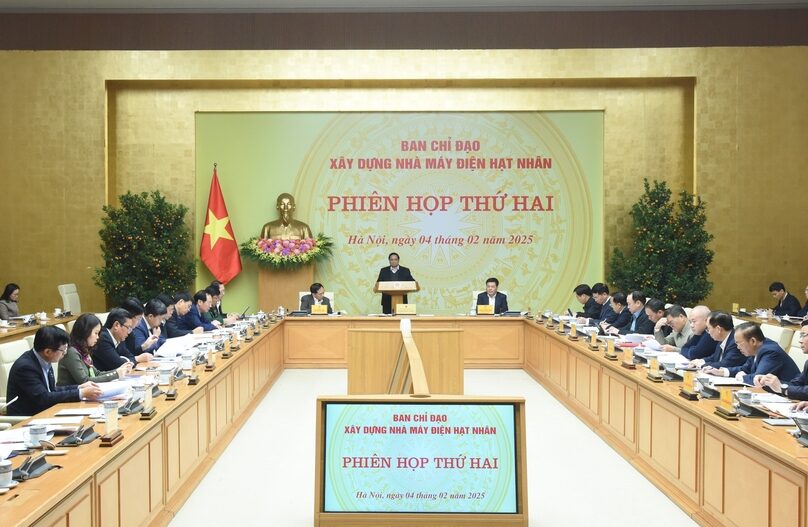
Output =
[
  {"x1": 297, "y1": 291, "x2": 335, "y2": 310},
  {"x1": 95, "y1": 312, "x2": 109, "y2": 325},
  {"x1": 731, "y1": 316, "x2": 746, "y2": 329},
  {"x1": 760, "y1": 323, "x2": 794, "y2": 352},
  {"x1": 66, "y1": 319, "x2": 76, "y2": 333},
  {"x1": 24, "y1": 334, "x2": 35, "y2": 348},
  {"x1": 789, "y1": 330, "x2": 806, "y2": 371},
  {"x1": 471, "y1": 290, "x2": 509, "y2": 311},
  {"x1": 57, "y1": 283, "x2": 81, "y2": 313},
  {"x1": 0, "y1": 340, "x2": 30, "y2": 401}
]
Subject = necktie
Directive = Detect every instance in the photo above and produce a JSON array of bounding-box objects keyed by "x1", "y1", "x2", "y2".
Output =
[{"x1": 47, "y1": 367, "x2": 55, "y2": 392}]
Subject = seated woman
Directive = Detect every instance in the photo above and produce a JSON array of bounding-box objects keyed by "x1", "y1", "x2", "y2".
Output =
[
  {"x1": 57, "y1": 313, "x2": 132, "y2": 386},
  {"x1": 0, "y1": 283, "x2": 20, "y2": 320}
]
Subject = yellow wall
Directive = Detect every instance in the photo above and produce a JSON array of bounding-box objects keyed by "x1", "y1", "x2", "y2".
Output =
[{"x1": 1, "y1": 48, "x2": 805, "y2": 313}]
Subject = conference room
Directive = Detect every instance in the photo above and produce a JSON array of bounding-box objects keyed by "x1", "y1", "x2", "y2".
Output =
[{"x1": 1, "y1": 2, "x2": 808, "y2": 527}]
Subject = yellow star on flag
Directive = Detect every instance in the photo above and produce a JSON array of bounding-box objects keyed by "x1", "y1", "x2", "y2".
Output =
[{"x1": 204, "y1": 209, "x2": 234, "y2": 249}]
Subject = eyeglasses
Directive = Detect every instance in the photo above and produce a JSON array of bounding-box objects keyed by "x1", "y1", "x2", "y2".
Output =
[
  {"x1": 119, "y1": 323, "x2": 134, "y2": 332},
  {"x1": 800, "y1": 333, "x2": 808, "y2": 340},
  {"x1": 51, "y1": 346, "x2": 68, "y2": 355}
]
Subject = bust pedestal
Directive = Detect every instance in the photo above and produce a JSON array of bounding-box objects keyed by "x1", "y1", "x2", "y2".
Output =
[{"x1": 258, "y1": 265, "x2": 314, "y2": 313}]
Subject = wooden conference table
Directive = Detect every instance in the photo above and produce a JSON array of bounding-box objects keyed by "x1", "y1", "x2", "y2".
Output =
[
  {"x1": 0, "y1": 316, "x2": 79, "y2": 346},
  {"x1": 2, "y1": 315, "x2": 807, "y2": 527}
]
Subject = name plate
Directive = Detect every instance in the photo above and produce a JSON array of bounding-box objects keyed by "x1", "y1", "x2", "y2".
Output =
[
  {"x1": 477, "y1": 304, "x2": 495, "y2": 315},
  {"x1": 719, "y1": 386, "x2": 735, "y2": 412},
  {"x1": 311, "y1": 304, "x2": 328, "y2": 315},
  {"x1": 396, "y1": 303, "x2": 417, "y2": 315}
]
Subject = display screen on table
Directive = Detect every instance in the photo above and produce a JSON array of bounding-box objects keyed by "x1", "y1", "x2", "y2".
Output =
[{"x1": 322, "y1": 402, "x2": 517, "y2": 513}]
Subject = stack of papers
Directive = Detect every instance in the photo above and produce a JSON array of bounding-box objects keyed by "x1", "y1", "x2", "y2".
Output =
[
  {"x1": 759, "y1": 402, "x2": 808, "y2": 418},
  {"x1": 155, "y1": 335, "x2": 196, "y2": 358}
]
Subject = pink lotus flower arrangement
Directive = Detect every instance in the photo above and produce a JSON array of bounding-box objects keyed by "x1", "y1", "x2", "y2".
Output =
[{"x1": 240, "y1": 233, "x2": 333, "y2": 270}]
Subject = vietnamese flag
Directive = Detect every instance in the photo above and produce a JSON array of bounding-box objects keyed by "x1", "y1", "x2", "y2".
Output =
[{"x1": 200, "y1": 164, "x2": 242, "y2": 283}]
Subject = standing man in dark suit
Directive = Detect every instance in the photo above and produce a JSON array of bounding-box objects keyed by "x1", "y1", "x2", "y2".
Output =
[
  {"x1": 300, "y1": 282, "x2": 333, "y2": 314},
  {"x1": 6, "y1": 325, "x2": 102, "y2": 416},
  {"x1": 92, "y1": 308, "x2": 149, "y2": 371},
  {"x1": 573, "y1": 284, "x2": 601, "y2": 320},
  {"x1": 477, "y1": 277, "x2": 509, "y2": 315},
  {"x1": 376, "y1": 252, "x2": 415, "y2": 314},
  {"x1": 770, "y1": 281, "x2": 802, "y2": 317}
]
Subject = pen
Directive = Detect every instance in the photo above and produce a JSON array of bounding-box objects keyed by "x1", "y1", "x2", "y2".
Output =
[{"x1": 0, "y1": 396, "x2": 18, "y2": 409}]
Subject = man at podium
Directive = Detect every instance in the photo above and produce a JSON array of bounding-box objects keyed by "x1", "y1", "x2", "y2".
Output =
[
  {"x1": 477, "y1": 277, "x2": 509, "y2": 314},
  {"x1": 376, "y1": 252, "x2": 415, "y2": 314}
]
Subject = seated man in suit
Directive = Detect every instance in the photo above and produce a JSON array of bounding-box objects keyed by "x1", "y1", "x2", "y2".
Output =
[
  {"x1": 590, "y1": 282, "x2": 617, "y2": 324},
  {"x1": 655, "y1": 305, "x2": 692, "y2": 353},
  {"x1": 705, "y1": 322, "x2": 799, "y2": 385},
  {"x1": 165, "y1": 292, "x2": 201, "y2": 338},
  {"x1": 573, "y1": 284, "x2": 601, "y2": 320},
  {"x1": 772, "y1": 322, "x2": 808, "y2": 405},
  {"x1": 679, "y1": 305, "x2": 717, "y2": 360},
  {"x1": 688, "y1": 311, "x2": 746, "y2": 370},
  {"x1": 600, "y1": 291, "x2": 630, "y2": 333},
  {"x1": 177, "y1": 290, "x2": 219, "y2": 333},
  {"x1": 797, "y1": 285, "x2": 808, "y2": 318},
  {"x1": 476, "y1": 277, "x2": 509, "y2": 315},
  {"x1": 120, "y1": 297, "x2": 146, "y2": 358},
  {"x1": 645, "y1": 298, "x2": 670, "y2": 339},
  {"x1": 203, "y1": 285, "x2": 224, "y2": 324},
  {"x1": 606, "y1": 291, "x2": 654, "y2": 335},
  {"x1": 92, "y1": 308, "x2": 152, "y2": 371},
  {"x1": 132, "y1": 298, "x2": 167, "y2": 354},
  {"x1": 376, "y1": 252, "x2": 416, "y2": 314},
  {"x1": 209, "y1": 280, "x2": 240, "y2": 324},
  {"x1": 770, "y1": 281, "x2": 802, "y2": 317},
  {"x1": 300, "y1": 282, "x2": 333, "y2": 314},
  {"x1": 6, "y1": 325, "x2": 103, "y2": 416}
]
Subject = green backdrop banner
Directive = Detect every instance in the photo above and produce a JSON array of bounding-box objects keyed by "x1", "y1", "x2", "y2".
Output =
[{"x1": 196, "y1": 112, "x2": 603, "y2": 315}]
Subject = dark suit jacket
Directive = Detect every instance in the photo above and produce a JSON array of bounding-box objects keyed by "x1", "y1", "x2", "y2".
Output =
[
  {"x1": 577, "y1": 297, "x2": 601, "y2": 320},
  {"x1": 704, "y1": 331, "x2": 746, "y2": 369},
  {"x1": 774, "y1": 293, "x2": 802, "y2": 317},
  {"x1": 595, "y1": 300, "x2": 618, "y2": 324},
  {"x1": 376, "y1": 266, "x2": 415, "y2": 314},
  {"x1": 727, "y1": 338, "x2": 800, "y2": 385},
  {"x1": 798, "y1": 301, "x2": 808, "y2": 318},
  {"x1": 618, "y1": 309, "x2": 654, "y2": 335},
  {"x1": 6, "y1": 349, "x2": 80, "y2": 416},
  {"x1": 131, "y1": 317, "x2": 165, "y2": 353},
  {"x1": 680, "y1": 331, "x2": 718, "y2": 360},
  {"x1": 786, "y1": 363, "x2": 808, "y2": 401},
  {"x1": 166, "y1": 312, "x2": 191, "y2": 338},
  {"x1": 611, "y1": 307, "x2": 630, "y2": 329},
  {"x1": 476, "y1": 292, "x2": 509, "y2": 315},
  {"x1": 178, "y1": 305, "x2": 217, "y2": 332},
  {"x1": 300, "y1": 294, "x2": 333, "y2": 314},
  {"x1": 91, "y1": 328, "x2": 132, "y2": 371}
]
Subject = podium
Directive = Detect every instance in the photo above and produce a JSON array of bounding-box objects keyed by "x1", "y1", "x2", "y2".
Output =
[{"x1": 374, "y1": 280, "x2": 419, "y2": 314}]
